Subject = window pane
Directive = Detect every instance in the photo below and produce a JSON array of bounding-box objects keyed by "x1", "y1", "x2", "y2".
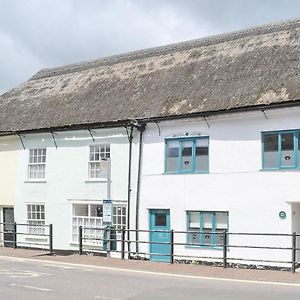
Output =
[
  {"x1": 202, "y1": 213, "x2": 213, "y2": 245},
  {"x1": 187, "y1": 211, "x2": 200, "y2": 245},
  {"x1": 74, "y1": 204, "x2": 88, "y2": 216},
  {"x1": 216, "y1": 212, "x2": 228, "y2": 230},
  {"x1": 202, "y1": 231, "x2": 212, "y2": 245},
  {"x1": 195, "y1": 138, "x2": 209, "y2": 172},
  {"x1": 181, "y1": 140, "x2": 193, "y2": 171},
  {"x1": 188, "y1": 231, "x2": 200, "y2": 245},
  {"x1": 166, "y1": 140, "x2": 179, "y2": 172},
  {"x1": 281, "y1": 133, "x2": 295, "y2": 167},
  {"x1": 202, "y1": 213, "x2": 213, "y2": 229},
  {"x1": 122, "y1": 207, "x2": 126, "y2": 215},
  {"x1": 89, "y1": 162, "x2": 101, "y2": 178},
  {"x1": 90, "y1": 205, "x2": 103, "y2": 217},
  {"x1": 188, "y1": 212, "x2": 200, "y2": 228},
  {"x1": 155, "y1": 213, "x2": 166, "y2": 226},
  {"x1": 215, "y1": 212, "x2": 228, "y2": 246},
  {"x1": 263, "y1": 134, "x2": 278, "y2": 168}
]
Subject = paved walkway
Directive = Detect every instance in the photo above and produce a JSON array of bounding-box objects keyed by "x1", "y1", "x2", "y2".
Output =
[{"x1": 0, "y1": 247, "x2": 299, "y2": 284}]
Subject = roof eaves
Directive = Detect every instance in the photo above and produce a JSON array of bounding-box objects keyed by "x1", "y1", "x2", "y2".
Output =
[{"x1": 2, "y1": 99, "x2": 300, "y2": 137}]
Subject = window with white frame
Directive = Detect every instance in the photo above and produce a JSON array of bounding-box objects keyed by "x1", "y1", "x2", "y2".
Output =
[
  {"x1": 28, "y1": 149, "x2": 46, "y2": 180},
  {"x1": 112, "y1": 205, "x2": 127, "y2": 232},
  {"x1": 187, "y1": 211, "x2": 228, "y2": 247},
  {"x1": 72, "y1": 203, "x2": 103, "y2": 245},
  {"x1": 27, "y1": 204, "x2": 45, "y2": 234},
  {"x1": 88, "y1": 145, "x2": 110, "y2": 179}
]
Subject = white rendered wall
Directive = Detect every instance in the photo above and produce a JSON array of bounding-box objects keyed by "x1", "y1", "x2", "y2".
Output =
[
  {"x1": 138, "y1": 107, "x2": 300, "y2": 266},
  {"x1": 14, "y1": 128, "x2": 139, "y2": 250},
  {"x1": 0, "y1": 135, "x2": 19, "y2": 207},
  {"x1": 0, "y1": 135, "x2": 19, "y2": 244}
]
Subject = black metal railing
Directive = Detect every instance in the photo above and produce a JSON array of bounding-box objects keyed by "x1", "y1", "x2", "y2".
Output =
[
  {"x1": 78, "y1": 227, "x2": 300, "y2": 273},
  {"x1": 78, "y1": 226, "x2": 116, "y2": 255},
  {"x1": 0, "y1": 222, "x2": 53, "y2": 254}
]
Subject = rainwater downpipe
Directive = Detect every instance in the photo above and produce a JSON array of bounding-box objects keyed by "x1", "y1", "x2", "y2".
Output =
[
  {"x1": 135, "y1": 123, "x2": 146, "y2": 253},
  {"x1": 126, "y1": 125, "x2": 134, "y2": 257}
]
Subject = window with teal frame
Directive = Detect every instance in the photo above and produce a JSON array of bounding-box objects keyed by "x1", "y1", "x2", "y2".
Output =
[
  {"x1": 165, "y1": 137, "x2": 209, "y2": 173},
  {"x1": 187, "y1": 211, "x2": 228, "y2": 247},
  {"x1": 262, "y1": 130, "x2": 299, "y2": 170}
]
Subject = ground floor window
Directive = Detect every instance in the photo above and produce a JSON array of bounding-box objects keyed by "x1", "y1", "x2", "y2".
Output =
[
  {"x1": 187, "y1": 211, "x2": 228, "y2": 247},
  {"x1": 72, "y1": 203, "x2": 103, "y2": 244},
  {"x1": 112, "y1": 205, "x2": 127, "y2": 232},
  {"x1": 27, "y1": 204, "x2": 45, "y2": 234}
]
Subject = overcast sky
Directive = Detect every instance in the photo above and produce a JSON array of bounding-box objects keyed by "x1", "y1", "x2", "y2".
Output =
[{"x1": 1, "y1": 0, "x2": 300, "y2": 94}]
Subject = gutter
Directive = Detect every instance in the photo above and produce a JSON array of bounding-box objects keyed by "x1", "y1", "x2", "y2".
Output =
[{"x1": 2, "y1": 99, "x2": 300, "y2": 137}]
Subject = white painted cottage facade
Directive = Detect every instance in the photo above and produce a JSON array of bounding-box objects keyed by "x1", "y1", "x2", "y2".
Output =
[
  {"x1": 138, "y1": 108, "x2": 300, "y2": 265},
  {"x1": 13, "y1": 128, "x2": 138, "y2": 251}
]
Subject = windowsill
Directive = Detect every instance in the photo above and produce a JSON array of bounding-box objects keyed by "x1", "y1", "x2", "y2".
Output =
[
  {"x1": 163, "y1": 171, "x2": 209, "y2": 175},
  {"x1": 260, "y1": 168, "x2": 300, "y2": 172},
  {"x1": 69, "y1": 241, "x2": 79, "y2": 246},
  {"x1": 85, "y1": 179, "x2": 108, "y2": 183},
  {"x1": 24, "y1": 180, "x2": 47, "y2": 183},
  {"x1": 185, "y1": 245, "x2": 224, "y2": 250}
]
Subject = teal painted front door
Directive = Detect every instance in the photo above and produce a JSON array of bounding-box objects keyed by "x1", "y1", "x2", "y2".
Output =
[{"x1": 149, "y1": 209, "x2": 171, "y2": 262}]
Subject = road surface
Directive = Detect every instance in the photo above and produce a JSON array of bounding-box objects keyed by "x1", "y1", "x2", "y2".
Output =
[{"x1": 0, "y1": 256, "x2": 299, "y2": 299}]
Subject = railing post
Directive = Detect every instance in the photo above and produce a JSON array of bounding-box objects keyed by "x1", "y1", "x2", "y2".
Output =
[
  {"x1": 49, "y1": 224, "x2": 53, "y2": 254},
  {"x1": 78, "y1": 226, "x2": 82, "y2": 255},
  {"x1": 13, "y1": 222, "x2": 17, "y2": 249},
  {"x1": 127, "y1": 230, "x2": 131, "y2": 259},
  {"x1": 106, "y1": 227, "x2": 111, "y2": 257},
  {"x1": 292, "y1": 232, "x2": 296, "y2": 273},
  {"x1": 121, "y1": 228, "x2": 125, "y2": 259},
  {"x1": 170, "y1": 230, "x2": 174, "y2": 264},
  {"x1": 223, "y1": 230, "x2": 227, "y2": 269}
]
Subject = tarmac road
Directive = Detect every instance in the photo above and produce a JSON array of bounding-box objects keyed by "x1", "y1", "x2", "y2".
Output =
[{"x1": 0, "y1": 256, "x2": 299, "y2": 300}]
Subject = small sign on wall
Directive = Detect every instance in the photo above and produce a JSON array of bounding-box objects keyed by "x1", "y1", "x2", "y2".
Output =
[
  {"x1": 103, "y1": 199, "x2": 112, "y2": 224},
  {"x1": 279, "y1": 211, "x2": 287, "y2": 220}
]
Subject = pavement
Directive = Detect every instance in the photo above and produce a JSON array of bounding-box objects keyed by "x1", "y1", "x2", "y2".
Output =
[
  {"x1": 0, "y1": 247, "x2": 300, "y2": 285},
  {"x1": 0, "y1": 249, "x2": 300, "y2": 299}
]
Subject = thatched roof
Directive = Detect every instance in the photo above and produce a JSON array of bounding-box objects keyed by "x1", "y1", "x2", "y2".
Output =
[{"x1": 2, "y1": 18, "x2": 300, "y2": 134}]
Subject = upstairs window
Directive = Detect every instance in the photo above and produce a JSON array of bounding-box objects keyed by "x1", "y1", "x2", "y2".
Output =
[
  {"x1": 262, "y1": 131, "x2": 298, "y2": 170},
  {"x1": 28, "y1": 149, "x2": 46, "y2": 180},
  {"x1": 165, "y1": 137, "x2": 209, "y2": 173},
  {"x1": 89, "y1": 145, "x2": 110, "y2": 179}
]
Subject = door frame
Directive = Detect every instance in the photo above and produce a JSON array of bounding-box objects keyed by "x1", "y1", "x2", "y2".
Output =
[
  {"x1": 2, "y1": 206, "x2": 14, "y2": 247},
  {"x1": 149, "y1": 209, "x2": 171, "y2": 262}
]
